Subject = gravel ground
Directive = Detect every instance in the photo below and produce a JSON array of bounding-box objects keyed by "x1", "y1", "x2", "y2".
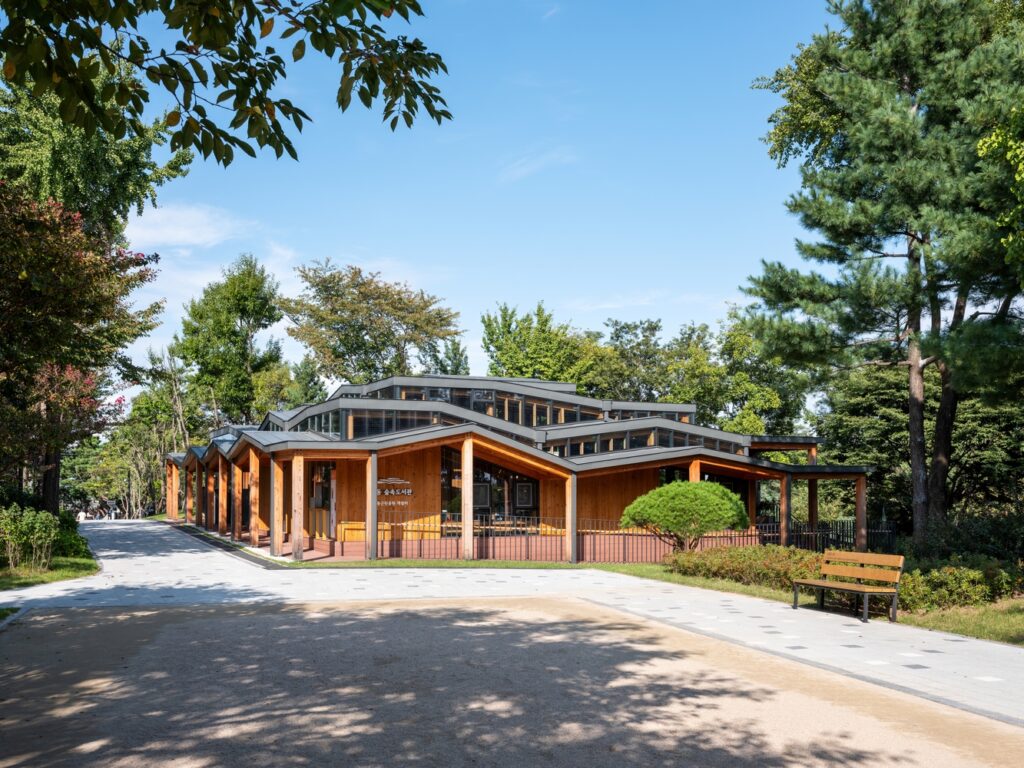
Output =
[{"x1": 1, "y1": 597, "x2": 1021, "y2": 768}]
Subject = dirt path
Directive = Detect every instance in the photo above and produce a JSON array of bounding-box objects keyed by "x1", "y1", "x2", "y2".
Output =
[{"x1": 1, "y1": 597, "x2": 1020, "y2": 768}]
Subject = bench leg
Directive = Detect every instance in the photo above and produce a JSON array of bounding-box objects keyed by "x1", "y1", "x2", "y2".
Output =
[
  {"x1": 890, "y1": 593, "x2": 898, "y2": 623},
  {"x1": 862, "y1": 593, "x2": 870, "y2": 623},
  {"x1": 817, "y1": 589, "x2": 825, "y2": 610},
  {"x1": 793, "y1": 583, "x2": 799, "y2": 609}
]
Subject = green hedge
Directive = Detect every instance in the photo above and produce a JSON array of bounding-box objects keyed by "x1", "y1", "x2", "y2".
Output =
[
  {"x1": 54, "y1": 510, "x2": 90, "y2": 558},
  {"x1": 0, "y1": 503, "x2": 59, "y2": 570},
  {"x1": 664, "y1": 545, "x2": 1023, "y2": 613}
]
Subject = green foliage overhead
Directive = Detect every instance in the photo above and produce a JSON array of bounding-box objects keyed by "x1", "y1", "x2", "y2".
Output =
[
  {"x1": 0, "y1": 0, "x2": 450, "y2": 166},
  {"x1": 747, "y1": 0, "x2": 1024, "y2": 547},
  {"x1": 481, "y1": 303, "x2": 594, "y2": 383},
  {"x1": 621, "y1": 481, "x2": 748, "y2": 551},
  {"x1": 0, "y1": 72, "x2": 190, "y2": 240},
  {"x1": 171, "y1": 254, "x2": 283, "y2": 423},
  {"x1": 281, "y1": 261, "x2": 460, "y2": 384},
  {"x1": 423, "y1": 338, "x2": 470, "y2": 375}
]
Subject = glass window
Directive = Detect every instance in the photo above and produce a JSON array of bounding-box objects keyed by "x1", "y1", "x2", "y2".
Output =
[
  {"x1": 401, "y1": 387, "x2": 425, "y2": 401},
  {"x1": 629, "y1": 431, "x2": 652, "y2": 449},
  {"x1": 451, "y1": 388, "x2": 472, "y2": 409},
  {"x1": 579, "y1": 407, "x2": 602, "y2": 422}
]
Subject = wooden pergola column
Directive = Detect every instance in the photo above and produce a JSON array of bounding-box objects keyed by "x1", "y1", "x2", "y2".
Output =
[
  {"x1": 807, "y1": 445, "x2": 819, "y2": 530},
  {"x1": 232, "y1": 459, "x2": 243, "y2": 540},
  {"x1": 291, "y1": 454, "x2": 305, "y2": 561},
  {"x1": 185, "y1": 466, "x2": 194, "y2": 524},
  {"x1": 461, "y1": 437, "x2": 474, "y2": 560},
  {"x1": 365, "y1": 452, "x2": 378, "y2": 560},
  {"x1": 217, "y1": 455, "x2": 228, "y2": 536},
  {"x1": 564, "y1": 472, "x2": 577, "y2": 563},
  {"x1": 249, "y1": 448, "x2": 261, "y2": 547},
  {"x1": 270, "y1": 455, "x2": 284, "y2": 557},
  {"x1": 688, "y1": 459, "x2": 701, "y2": 482},
  {"x1": 779, "y1": 474, "x2": 791, "y2": 547},
  {"x1": 855, "y1": 475, "x2": 868, "y2": 552},
  {"x1": 205, "y1": 465, "x2": 215, "y2": 531}
]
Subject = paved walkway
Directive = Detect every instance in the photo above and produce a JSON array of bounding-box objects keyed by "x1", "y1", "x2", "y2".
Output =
[{"x1": 4, "y1": 520, "x2": 1023, "y2": 727}]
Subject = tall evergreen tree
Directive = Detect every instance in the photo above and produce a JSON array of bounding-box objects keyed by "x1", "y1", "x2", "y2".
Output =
[
  {"x1": 747, "y1": 0, "x2": 1024, "y2": 546},
  {"x1": 171, "y1": 255, "x2": 282, "y2": 423},
  {"x1": 423, "y1": 338, "x2": 471, "y2": 376}
]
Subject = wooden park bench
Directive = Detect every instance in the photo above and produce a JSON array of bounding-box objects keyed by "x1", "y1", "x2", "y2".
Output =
[{"x1": 793, "y1": 550, "x2": 905, "y2": 622}]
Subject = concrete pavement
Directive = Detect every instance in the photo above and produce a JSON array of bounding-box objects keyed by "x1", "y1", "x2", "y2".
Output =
[{"x1": 4, "y1": 519, "x2": 1023, "y2": 727}]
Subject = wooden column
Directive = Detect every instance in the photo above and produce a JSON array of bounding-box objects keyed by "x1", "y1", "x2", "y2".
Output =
[
  {"x1": 270, "y1": 455, "x2": 284, "y2": 556},
  {"x1": 232, "y1": 460, "x2": 243, "y2": 540},
  {"x1": 365, "y1": 452, "x2": 378, "y2": 560},
  {"x1": 779, "y1": 474, "x2": 791, "y2": 547},
  {"x1": 334, "y1": 459, "x2": 345, "y2": 542},
  {"x1": 291, "y1": 454, "x2": 305, "y2": 561},
  {"x1": 746, "y1": 479, "x2": 757, "y2": 528},
  {"x1": 461, "y1": 438, "x2": 474, "y2": 560},
  {"x1": 249, "y1": 448, "x2": 261, "y2": 546},
  {"x1": 564, "y1": 473, "x2": 578, "y2": 563},
  {"x1": 855, "y1": 475, "x2": 867, "y2": 552},
  {"x1": 172, "y1": 465, "x2": 180, "y2": 520},
  {"x1": 165, "y1": 464, "x2": 173, "y2": 519},
  {"x1": 205, "y1": 465, "x2": 215, "y2": 530},
  {"x1": 217, "y1": 455, "x2": 228, "y2": 535},
  {"x1": 185, "y1": 466, "x2": 194, "y2": 523},
  {"x1": 688, "y1": 460, "x2": 701, "y2": 483}
]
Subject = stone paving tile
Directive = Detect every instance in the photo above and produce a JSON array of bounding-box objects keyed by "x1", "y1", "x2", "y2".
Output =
[{"x1": 3, "y1": 520, "x2": 1023, "y2": 728}]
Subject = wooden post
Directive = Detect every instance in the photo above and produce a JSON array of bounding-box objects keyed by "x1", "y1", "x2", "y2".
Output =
[
  {"x1": 249, "y1": 448, "x2": 261, "y2": 546},
  {"x1": 461, "y1": 438, "x2": 474, "y2": 560},
  {"x1": 365, "y1": 453, "x2": 378, "y2": 560},
  {"x1": 855, "y1": 475, "x2": 867, "y2": 552},
  {"x1": 779, "y1": 474, "x2": 791, "y2": 547},
  {"x1": 232, "y1": 460, "x2": 242, "y2": 540},
  {"x1": 270, "y1": 456, "x2": 284, "y2": 556},
  {"x1": 334, "y1": 459, "x2": 345, "y2": 543},
  {"x1": 746, "y1": 479, "x2": 758, "y2": 528},
  {"x1": 564, "y1": 473, "x2": 577, "y2": 563},
  {"x1": 688, "y1": 460, "x2": 701, "y2": 483},
  {"x1": 217, "y1": 455, "x2": 228, "y2": 535},
  {"x1": 185, "y1": 466, "x2": 194, "y2": 523},
  {"x1": 205, "y1": 465, "x2": 215, "y2": 531},
  {"x1": 291, "y1": 454, "x2": 305, "y2": 560}
]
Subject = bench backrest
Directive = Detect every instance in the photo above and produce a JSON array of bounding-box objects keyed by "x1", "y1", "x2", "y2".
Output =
[{"x1": 821, "y1": 550, "x2": 905, "y2": 585}]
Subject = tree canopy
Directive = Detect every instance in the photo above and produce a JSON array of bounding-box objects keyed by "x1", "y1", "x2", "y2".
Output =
[
  {"x1": 747, "y1": 0, "x2": 1024, "y2": 547},
  {"x1": 171, "y1": 254, "x2": 283, "y2": 423},
  {"x1": 0, "y1": 0, "x2": 450, "y2": 166},
  {"x1": 281, "y1": 261, "x2": 460, "y2": 384}
]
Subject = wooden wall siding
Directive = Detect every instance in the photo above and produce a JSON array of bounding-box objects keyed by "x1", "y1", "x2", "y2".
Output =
[
  {"x1": 578, "y1": 469, "x2": 660, "y2": 524},
  {"x1": 256, "y1": 459, "x2": 270, "y2": 532},
  {"x1": 378, "y1": 447, "x2": 443, "y2": 540},
  {"x1": 539, "y1": 477, "x2": 566, "y2": 523},
  {"x1": 282, "y1": 462, "x2": 292, "y2": 540}
]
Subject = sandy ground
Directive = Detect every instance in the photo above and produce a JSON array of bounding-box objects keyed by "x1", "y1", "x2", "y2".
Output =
[{"x1": 1, "y1": 597, "x2": 1021, "y2": 768}]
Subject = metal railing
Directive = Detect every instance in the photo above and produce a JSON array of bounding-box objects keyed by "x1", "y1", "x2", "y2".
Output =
[
  {"x1": 472, "y1": 514, "x2": 566, "y2": 562},
  {"x1": 376, "y1": 508, "x2": 462, "y2": 560}
]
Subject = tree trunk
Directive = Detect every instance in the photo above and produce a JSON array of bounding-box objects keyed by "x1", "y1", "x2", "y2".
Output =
[
  {"x1": 41, "y1": 448, "x2": 60, "y2": 514},
  {"x1": 927, "y1": 363, "x2": 958, "y2": 532},
  {"x1": 906, "y1": 248, "x2": 929, "y2": 549}
]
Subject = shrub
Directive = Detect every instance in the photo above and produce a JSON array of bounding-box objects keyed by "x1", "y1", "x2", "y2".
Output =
[
  {"x1": 0, "y1": 503, "x2": 60, "y2": 570},
  {"x1": 53, "y1": 509, "x2": 90, "y2": 557},
  {"x1": 667, "y1": 545, "x2": 823, "y2": 591},
  {"x1": 622, "y1": 481, "x2": 748, "y2": 551},
  {"x1": 665, "y1": 544, "x2": 1024, "y2": 613}
]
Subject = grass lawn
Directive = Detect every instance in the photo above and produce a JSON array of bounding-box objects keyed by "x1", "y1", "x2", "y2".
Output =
[
  {"x1": 900, "y1": 598, "x2": 1024, "y2": 646},
  {"x1": 0, "y1": 556, "x2": 99, "y2": 591}
]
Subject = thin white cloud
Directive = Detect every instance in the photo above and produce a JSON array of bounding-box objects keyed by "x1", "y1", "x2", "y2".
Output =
[
  {"x1": 498, "y1": 147, "x2": 578, "y2": 183},
  {"x1": 125, "y1": 203, "x2": 254, "y2": 253},
  {"x1": 542, "y1": 5, "x2": 561, "y2": 20}
]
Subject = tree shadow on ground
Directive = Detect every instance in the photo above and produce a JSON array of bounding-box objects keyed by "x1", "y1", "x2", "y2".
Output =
[{"x1": 0, "y1": 601, "x2": 921, "y2": 768}]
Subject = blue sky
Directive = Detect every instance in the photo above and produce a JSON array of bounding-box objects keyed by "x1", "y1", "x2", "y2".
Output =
[{"x1": 125, "y1": 1, "x2": 833, "y2": 376}]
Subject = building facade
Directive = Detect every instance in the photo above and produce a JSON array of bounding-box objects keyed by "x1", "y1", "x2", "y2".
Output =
[{"x1": 165, "y1": 375, "x2": 870, "y2": 562}]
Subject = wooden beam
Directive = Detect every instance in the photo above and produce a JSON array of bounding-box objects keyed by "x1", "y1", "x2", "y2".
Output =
[
  {"x1": 565, "y1": 473, "x2": 577, "y2": 563},
  {"x1": 365, "y1": 453, "x2": 378, "y2": 560},
  {"x1": 461, "y1": 437, "x2": 474, "y2": 560},
  {"x1": 270, "y1": 456, "x2": 284, "y2": 556},
  {"x1": 249, "y1": 448, "x2": 261, "y2": 547},
  {"x1": 185, "y1": 467, "x2": 194, "y2": 523},
  {"x1": 291, "y1": 454, "x2": 305, "y2": 561},
  {"x1": 232, "y1": 460, "x2": 242, "y2": 540},
  {"x1": 779, "y1": 475, "x2": 791, "y2": 547},
  {"x1": 855, "y1": 475, "x2": 867, "y2": 552},
  {"x1": 217, "y1": 455, "x2": 228, "y2": 535}
]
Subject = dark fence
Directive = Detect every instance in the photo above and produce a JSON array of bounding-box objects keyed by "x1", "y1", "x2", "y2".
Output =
[
  {"x1": 376, "y1": 509, "x2": 462, "y2": 560},
  {"x1": 473, "y1": 515, "x2": 566, "y2": 562},
  {"x1": 577, "y1": 518, "x2": 673, "y2": 563}
]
